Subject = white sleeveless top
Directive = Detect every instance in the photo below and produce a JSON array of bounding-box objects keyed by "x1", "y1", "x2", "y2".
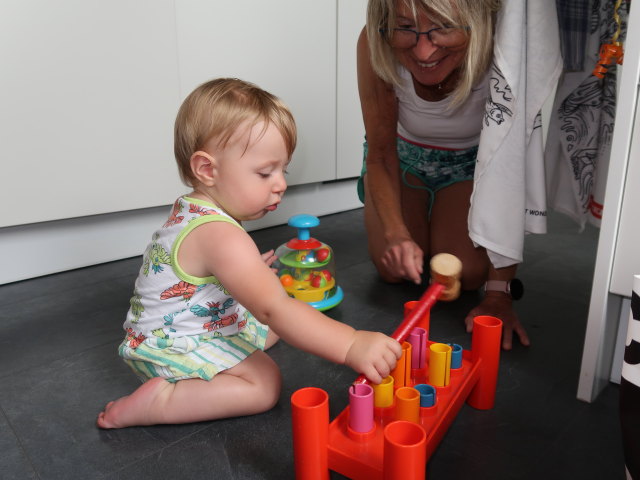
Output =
[
  {"x1": 123, "y1": 196, "x2": 253, "y2": 345},
  {"x1": 394, "y1": 66, "x2": 489, "y2": 149}
]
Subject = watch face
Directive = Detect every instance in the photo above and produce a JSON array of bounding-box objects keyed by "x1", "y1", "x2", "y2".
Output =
[{"x1": 510, "y1": 278, "x2": 524, "y2": 300}]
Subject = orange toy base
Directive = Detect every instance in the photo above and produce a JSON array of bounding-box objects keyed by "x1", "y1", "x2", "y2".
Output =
[
  {"x1": 327, "y1": 348, "x2": 480, "y2": 480},
  {"x1": 291, "y1": 312, "x2": 502, "y2": 479}
]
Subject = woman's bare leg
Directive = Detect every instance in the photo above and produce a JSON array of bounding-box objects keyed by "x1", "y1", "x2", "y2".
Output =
[
  {"x1": 97, "y1": 350, "x2": 281, "y2": 429},
  {"x1": 429, "y1": 180, "x2": 489, "y2": 290},
  {"x1": 363, "y1": 172, "x2": 431, "y2": 283}
]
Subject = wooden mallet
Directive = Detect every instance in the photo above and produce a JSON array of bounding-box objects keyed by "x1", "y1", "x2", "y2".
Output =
[{"x1": 354, "y1": 253, "x2": 462, "y2": 384}]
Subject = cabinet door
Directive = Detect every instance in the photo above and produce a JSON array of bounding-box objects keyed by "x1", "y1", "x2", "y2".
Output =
[
  {"x1": 175, "y1": 0, "x2": 337, "y2": 186},
  {"x1": 337, "y1": 0, "x2": 368, "y2": 179},
  {"x1": 0, "y1": 0, "x2": 182, "y2": 227}
]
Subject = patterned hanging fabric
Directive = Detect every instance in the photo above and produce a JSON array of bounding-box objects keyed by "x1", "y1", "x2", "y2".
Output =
[
  {"x1": 556, "y1": 0, "x2": 591, "y2": 71},
  {"x1": 544, "y1": 0, "x2": 629, "y2": 229}
]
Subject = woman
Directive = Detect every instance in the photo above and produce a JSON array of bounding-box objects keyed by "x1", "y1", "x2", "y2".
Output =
[{"x1": 357, "y1": 0, "x2": 529, "y2": 350}]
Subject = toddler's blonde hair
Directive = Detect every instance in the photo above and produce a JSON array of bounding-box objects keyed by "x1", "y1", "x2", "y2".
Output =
[{"x1": 174, "y1": 78, "x2": 297, "y2": 187}]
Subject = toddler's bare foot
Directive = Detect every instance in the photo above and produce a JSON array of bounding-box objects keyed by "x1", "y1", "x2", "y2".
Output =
[{"x1": 97, "y1": 377, "x2": 171, "y2": 429}]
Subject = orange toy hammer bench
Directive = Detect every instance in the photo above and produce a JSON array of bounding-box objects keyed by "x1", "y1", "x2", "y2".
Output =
[{"x1": 290, "y1": 254, "x2": 503, "y2": 480}]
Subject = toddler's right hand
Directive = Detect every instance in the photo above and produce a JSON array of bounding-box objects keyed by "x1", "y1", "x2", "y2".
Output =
[{"x1": 344, "y1": 331, "x2": 402, "y2": 384}]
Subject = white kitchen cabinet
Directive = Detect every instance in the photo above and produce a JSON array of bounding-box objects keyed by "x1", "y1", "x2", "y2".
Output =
[
  {"x1": 337, "y1": 0, "x2": 368, "y2": 179},
  {"x1": 175, "y1": 0, "x2": 338, "y2": 186},
  {"x1": 0, "y1": 0, "x2": 183, "y2": 227},
  {"x1": 0, "y1": 0, "x2": 367, "y2": 228},
  {"x1": 0, "y1": 1, "x2": 368, "y2": 284}
]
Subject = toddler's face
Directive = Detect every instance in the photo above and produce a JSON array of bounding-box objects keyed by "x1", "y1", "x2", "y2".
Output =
[{"x1": 208, "y1": 121, "x2": 290, "y2": 222}]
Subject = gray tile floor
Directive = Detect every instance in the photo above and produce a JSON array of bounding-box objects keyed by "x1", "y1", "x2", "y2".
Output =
[{"x1": 0, "y1": 208, "x2": 624, "y2": 479}]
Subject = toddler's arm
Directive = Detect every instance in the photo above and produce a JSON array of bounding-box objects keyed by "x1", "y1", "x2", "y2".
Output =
[{"x1": 179, "y1": 221, "x2": 401, "y2": 382}]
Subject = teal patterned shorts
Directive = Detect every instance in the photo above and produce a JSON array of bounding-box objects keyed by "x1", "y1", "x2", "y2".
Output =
[{"x1": 357, "y1": 136, "x2": 478, "y2": 214}]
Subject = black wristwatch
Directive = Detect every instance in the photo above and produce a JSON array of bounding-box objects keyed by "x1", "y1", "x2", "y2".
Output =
[{"x1": 484, "y1": 278, "x2": 524, "y2": 300}]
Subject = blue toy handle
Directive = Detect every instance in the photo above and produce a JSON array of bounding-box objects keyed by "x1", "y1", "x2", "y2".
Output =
[{"x1": 288, "y1": 214, "x2": 320, "y2": 241}]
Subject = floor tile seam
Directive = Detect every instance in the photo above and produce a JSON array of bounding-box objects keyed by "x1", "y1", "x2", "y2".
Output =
[
  {"x1": 433, "y1": 432, "x2": 535, "y2": 479},
  {"x1": 99, "y1": 443, "x2": 171, "y2": 477},
  {"x1": 339, "y1": 257, "x2": 377, "y2": 270},
  {"x1": 0, "y1": 280, "x2": 135, "y2": 309},
  {"x1": 515, "y1": 288, "x2": 591, "y2": 306},
  {"x1": 521, "y1": 403, "x2": 588, "y2": 461},
  {"x1": 145, "y1": 422, "x2": 213, "y2": 446},
  {"x1": 0, "y1": 404, "x2": 40, "y2": 477},
  {"x1": 0, "y1": 337, "x2": 124, "y2": 382},
  {"x1": 0, "y1": 264, "x2": 139, "y2": 291},
  {"x1": 332, "y1": 260, "x2": 372, "y2": 272},
  {"x1": 104, "y1": 426, "x2": 215, "y2": 477}
]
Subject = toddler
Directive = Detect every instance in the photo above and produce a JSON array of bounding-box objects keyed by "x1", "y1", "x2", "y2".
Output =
[{"x1": 97, "y1": 78, "x2": 401, "y2": 429}]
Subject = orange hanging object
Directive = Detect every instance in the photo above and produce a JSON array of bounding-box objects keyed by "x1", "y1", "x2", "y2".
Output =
[
  {"x1": 593, "y1": 0, "x2": 625, "y2": 78},
  {"x1": 593, "y1": 43, "x2": 624, "y2": 78}
]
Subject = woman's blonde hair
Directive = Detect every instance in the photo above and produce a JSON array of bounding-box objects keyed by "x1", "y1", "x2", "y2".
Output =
[
  {"x1": 174, "y1": 78, "x2": 297, "y2": 187},
  {"x1": 366, "y1": 0, "x2": 501, "y2": 106}
]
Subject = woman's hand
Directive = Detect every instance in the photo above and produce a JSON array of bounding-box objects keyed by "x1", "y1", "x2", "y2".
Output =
[
  {"x1": 381, "y1": 236, "x2": 424, "y2": 285},
  {"x1": 464, "y1": 292, "x2": 530, "y2": 350}
]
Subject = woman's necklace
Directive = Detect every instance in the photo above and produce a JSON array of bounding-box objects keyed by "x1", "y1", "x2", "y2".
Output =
[{"x1": 413, "y1": 69, "x2": 459, "y2": 102}]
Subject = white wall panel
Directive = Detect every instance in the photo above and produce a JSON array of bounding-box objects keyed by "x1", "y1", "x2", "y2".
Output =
[
  {"x1": 175, "y1": 0, "x2": 337, "y2": 186},
  {"x1": 0, "y1": 0, "x2": 183, "y2": 227},
  {"x1": 337, "y1": 0, "x2": 367, "y2": 179}
]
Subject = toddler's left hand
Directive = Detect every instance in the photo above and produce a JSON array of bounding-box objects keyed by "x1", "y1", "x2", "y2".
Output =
[{"x1": 261, "y1": 249, "x2": 278, "y2": 273}]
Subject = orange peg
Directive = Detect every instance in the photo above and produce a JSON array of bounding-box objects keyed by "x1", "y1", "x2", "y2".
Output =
[
  {"x1": 467, "y1": 315, "x2": 503, "y2": 410},
  {"x1": 382, "y1": 421, "x2": 427, "y2": 480},
  {"x1": 291, "y1": 388, "x2": 330, "y2": 479}
]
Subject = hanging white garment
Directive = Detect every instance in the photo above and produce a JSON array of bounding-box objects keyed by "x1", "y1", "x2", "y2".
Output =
[{"x1": 469, "y1": 0, "x2": 562, "y2": 268}]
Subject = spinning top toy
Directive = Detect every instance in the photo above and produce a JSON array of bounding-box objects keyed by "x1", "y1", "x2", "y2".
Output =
[{"x1": 274, "y1": 214, "x2": 343, "y2": 311}]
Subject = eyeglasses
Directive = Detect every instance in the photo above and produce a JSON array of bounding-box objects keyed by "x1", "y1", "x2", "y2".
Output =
[{"x1": 379, "y1": 26, "x2": 470, "y2": 49}]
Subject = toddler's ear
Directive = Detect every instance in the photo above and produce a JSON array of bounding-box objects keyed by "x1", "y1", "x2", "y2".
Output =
[{"x1": 190, "y1": 151, "x2": 218, "y2": 186}]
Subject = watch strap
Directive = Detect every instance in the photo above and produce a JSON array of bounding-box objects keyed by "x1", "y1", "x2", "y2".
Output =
[
  {"x1": 485, "y1": 280, "x2": 510, "y2": 294},
  {"x1": 484, "y1": 278, "x2": 524, "y2": 300}
]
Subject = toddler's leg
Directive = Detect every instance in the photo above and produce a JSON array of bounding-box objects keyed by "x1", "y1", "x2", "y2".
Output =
[
  {"x1": 264, "y1": 328, "x2": 280, "y2": 350},
  {"x1": 97, "y1": 350, "x2": 281, "y2": 428}
]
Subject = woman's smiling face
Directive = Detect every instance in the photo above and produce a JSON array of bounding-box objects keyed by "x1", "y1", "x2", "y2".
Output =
[{"x1": 391, "y1": 2, "x2": 468, "y2": 89}]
